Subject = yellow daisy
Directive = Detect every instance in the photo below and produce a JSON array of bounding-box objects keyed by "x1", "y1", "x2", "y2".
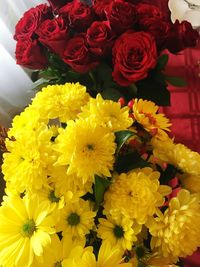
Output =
[
  {"x1": 34, "y1": 233, "x2": 85, "y2": 267},
  {"x1": 2, "y1": 124, "x2": 54, "y2": 192},
  {"x1": 132, "y1": 99, "x2": 171, "y2": 139},
  {"x1": 62, "y1": 241, "x2": 132, "y2": 267},
  {"x1": 79, "y1": 94, "x2": 133, "y2": 132},
  {"x1": 151, "y1": 136, "x2": 200, "y2": 176},
  {"x1": 147, "y1": 189, "x2": 200, "y2": 258},
  {"x1": 31, "y1": 82, "x2": 90, "y2": 122},
  {"x1": 56, "y1": 198, "x2": 96, "y2": 241},
  {"x1": 97, "y1": 214, "x2": 141, "y2": 252},
  {"x1": 0, "y1": 194, "x2": 55, "y2": 267},
  {"x1": 36, "y1": 185, "x2": 66, "y2": 220},
  {"x1": 104, "y1": 168, "x2": 171, "y2": 224},
  {"x1": 54, "y1": 118, "x2": 116, "y2": 183}
]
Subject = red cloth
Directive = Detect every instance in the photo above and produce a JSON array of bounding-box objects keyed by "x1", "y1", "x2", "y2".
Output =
[
  {"x1": 162, "y1": 43, "x2": 200, "y2": 153},
  {"x1": 161, "y1": 39, "x2": 200, "y2": 267}
]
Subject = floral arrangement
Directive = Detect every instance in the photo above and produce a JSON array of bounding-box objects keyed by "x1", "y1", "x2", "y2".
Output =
[
  {"x1": 14, "y1": 0, "x2": 199, "y2": 106},
  {"x1": 0, "y1": 82, "x2": 200, "y2": 267}
]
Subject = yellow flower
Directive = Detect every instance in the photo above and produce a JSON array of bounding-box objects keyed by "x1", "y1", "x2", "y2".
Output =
[
  {"x1": 8, "y1": 107, "x2": 42, "y2": 140},
  {"x1": 145, "y1": 252, "x2": 178, "y2": 267},
  {"x1": 36, "y1": 185, "x2": 65, "y2": 217},
  {"x1": 56, "y1": 199, "x2": 96, "y2": 241},
  {"x1": 180, "y1": 174, "x2": 200, "y2": 193},
  {"x1": 48, "y1": 165, "x2": 93, "y2": 199},
  {"x1": 62, "y1": 241, "x2": 132, "y2": 267},
  {"x1": 104, "y1": 168, "x2": 171, "y2": 224},
  {"x1": 152, "y1": 137, "x2": 200, "y2": 176},
  {"x1": 31, "y1": 82, "x2": 90, "y2": 122},
  {"x1": 79, "y1": 94, "x2": 133, "y2": 132},
  {"x1": 54, "y1": 118, "x2": 116, "y2": 183},
  {"x1": 147, "y1": 189, "x2": 200, "y2": 258},
  {"x1": 132, "y1": 99, "x2": 171, "y2": 139},
  {"x1": 0, "y1": 194, "x2": 55, "y2": 267},
  {"x1": 2, "y1": 124, "x2": 54, "y2": 192},
  {"x1": 34, "y1": 233, "x2": 85, "y2": 267},
  {"x1": 97, "y1": 215, "x2": 141, "y2": 252}
]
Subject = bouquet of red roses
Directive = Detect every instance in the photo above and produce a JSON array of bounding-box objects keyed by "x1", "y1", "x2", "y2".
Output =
[{"x1": 14, "y1": 0, "x2": 199, "y2": 105}]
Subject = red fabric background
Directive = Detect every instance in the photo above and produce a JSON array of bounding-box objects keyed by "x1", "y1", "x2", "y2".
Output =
[
  {"x1": 150, "y1": 1, "x2": 200, "y2": 266},
  {"x1": 163, "y1": 43, "x2": 200, "y2": 267}
]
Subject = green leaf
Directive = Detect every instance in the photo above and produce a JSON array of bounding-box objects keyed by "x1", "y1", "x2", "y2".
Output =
[
  {"x1": 135, "y1": 246, "x2": 146, "y2": 259},
  {"x1": 31, "y1": 78, "x2": 50, "y2": 91},
  {"x1": 156, "y1": 54, "x2": 169, "y2": 70},
  {"x1": 165, "y1": 75, "x2": 187, "y2": 87},
  {"x1": 101, "y1": 87, "x2": 123, "y2": 101},
  {"x1": 95, "y1": 63, "x2": 113, "y2": 85},
  {"x1": 65, "y1": 70, "x2": 81, "y2": 81},
  {"x1": 128, "y1": 83, "x2": 138, "y2": 97},
  {"x1": 94, "y1": 176, "x2": 111, "y2": 205},
  {"x1": 115, "y1": 130, "x2": 135, "y2": 155},
  {"x1": 138, "y1": 262, "x2": 148, "y2": 267},
  {"x1": 115, "y1": 151, "x2": 150, "y2": 173}
]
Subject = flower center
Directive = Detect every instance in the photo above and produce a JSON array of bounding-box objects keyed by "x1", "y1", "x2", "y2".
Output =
[
  {"x1": 48, "y1": 190, "x2": 60, "y2": 203},
  {"x1": 87, "y1": 144, "x2": 94, "y2": 150},
  {"x1": 67, "y1": 213, "x2": 80, "y2": 226},
  {"x1": 21, "y1": 219, "x2": 36, "y2": 237},
  {"x1": 113, "y1": 225, "x2": 124, "y2": 239},
  {"x1": 54, "y1": 262, "x2": 62, "y2": 267}
]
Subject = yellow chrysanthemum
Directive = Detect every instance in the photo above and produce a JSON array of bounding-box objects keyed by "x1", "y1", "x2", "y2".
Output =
[
  {"x1": 104, "y1": 168, "x2": 171, "y2": 224},
  {"x1": 48, "y1": 165, "x2": 93, "y2": 199},
  {"x1": 2, "y1": 124, "x2": 54, "y2": 192},
  {"x1": 79, "y1": 94, "x2": 133, "y2": 132},
  {"x1": 31, "y1": 82, "x2": 90, "y2": 122},
  {"x1": 147, "y1": 189, "x2": 200, "y2": 258},
  {"x1": 97, "y1": 214, "x2": 141, "y2": 252},
  {"x1": 145, "y1": 253, "x2": 178, "y2": 267},
  {"x1": 56, "y1": 198, "x2": 96, "y2": 240},
  {"x1": 62, "y1": 241, "x2": 132, "y2": 267},
  {"x1": 8, "y1": 107, "x2": 42, "y2": 140},
  {"x1": 54, "y1": 118, "x2": 116, "y2": 183},
  {"x1": 179, "y1": 174, "x2": 200, "y2": 193},
  {"x1": 132, "y1": 99, "x2": 171, "y2": 139},
  {"x1": 34, "y1": 233, "x2": 85, "y2": 267},
  {"x1": 0, "y1": 194, "x2": 55, "y2": 267},
  {"x1": 151, "y1": 137, "x2": 200, "y2": 176}
]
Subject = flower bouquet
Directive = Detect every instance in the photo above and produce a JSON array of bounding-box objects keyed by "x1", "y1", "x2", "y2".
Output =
[
  {"x1": 14, "y1": 0, "x2": 199, "y2": 106},
  {"x1": 0, "y1": 82, "x2": 200, "y2": 267}
]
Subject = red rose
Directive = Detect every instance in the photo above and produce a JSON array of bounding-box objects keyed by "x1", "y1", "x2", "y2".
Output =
[
  {"x1": 58, "y1": 2, "x2": 73, "y2": 22},
  {"x1": 15, "y1": 39, "x2": 48, "y2": 70},
  {"x1": 92, "y1": 0, "x2": 112, "y2": 19},
  {"x1": 139, "y1": 17, "x2": 170, "y2": 51},
  {"x1": 36, "y1": 17, "x2": 69, "y2": 56},
  {"x1": 86, "y1": 21, "x2": 115, "y2": 56},
  {"x1": 47, "y1": 0, "x2": 71, "y2": 11},
  {"x1": 167, "y1": 20, "x2": 199, "y2": 54},
  {"x1": 63, "y1": 34, "x2": 98, "y2": 73},
  {"x1": 112, "y1": 31, "x2": 157, "y2": 86},
  {"x1": 136, "y1": 3, "x2": 162, "y2": 24},
  {"x1": 61, "y1": 0, "x2": 94, "y2": 31},
  {"x1": 14, "y1": 4, "x2": 52, "y2": 41},
  {"x1": 105, "y1": 0, "x2": 137, "y2": 34}
]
